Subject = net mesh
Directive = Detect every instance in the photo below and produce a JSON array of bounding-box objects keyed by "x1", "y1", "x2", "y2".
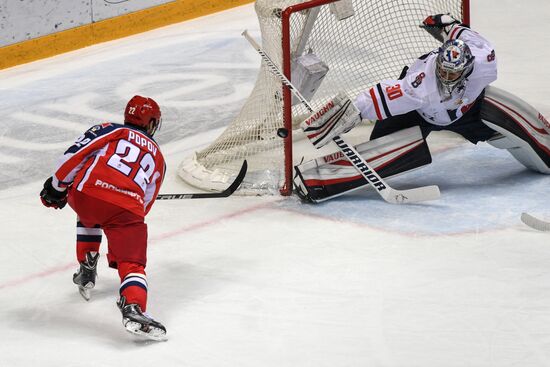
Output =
[{"x1": 178, "y1": 0, "x2": 464, "y2": 194}]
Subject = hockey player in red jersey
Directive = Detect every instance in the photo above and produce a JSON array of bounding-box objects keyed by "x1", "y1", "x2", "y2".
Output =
[
  {"x1": 39, "y1": 95, "x2": 167, "y2": 341},
  {"x1": 295, "y1": 14, "x2": 550, "y2": 202}
]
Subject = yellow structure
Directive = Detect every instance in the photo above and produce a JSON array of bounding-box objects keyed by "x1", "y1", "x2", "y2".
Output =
[{"x1": 0, "y1": 0, "x2": 254, "y2": 70}]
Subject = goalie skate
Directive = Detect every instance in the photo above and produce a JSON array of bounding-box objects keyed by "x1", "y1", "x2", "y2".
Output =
[
  {"x1": 72, "y1": 252, "x2": 99, "y2": 301},
  {"x1": 117, "y1": 296, "x2": 167, "y2": 341}
]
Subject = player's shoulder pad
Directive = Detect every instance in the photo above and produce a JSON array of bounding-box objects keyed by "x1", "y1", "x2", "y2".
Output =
[
  {"x1": 418, "y1": 50, "x2": 438, "y2": 62},
  {"x1": 84, "y1": 122, "x2": 123, "y2": 137},
  {"x1": 405, "y1": 57, "x2": 433, "y2": 89},
  {"x1": 64, "y1": 122, "x2": 124, "y2": 154}
]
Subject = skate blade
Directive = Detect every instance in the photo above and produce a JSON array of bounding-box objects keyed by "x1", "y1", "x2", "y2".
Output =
[
  {"x1": 124, "y1": 321, "x2": 167, "y2": 342},
  {"x1": 78, "y1": 286, "x2": 91, "y2": 301}
]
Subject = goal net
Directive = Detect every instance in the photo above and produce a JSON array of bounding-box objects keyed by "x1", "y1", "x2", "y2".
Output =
[{"x1": 178, "y1": 0, "x2": 468, "y2": 195}]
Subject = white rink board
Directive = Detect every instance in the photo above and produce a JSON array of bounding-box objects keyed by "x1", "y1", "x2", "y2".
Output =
[
  {"x1": 0, "y1": 0, "x2": 174, "y2": 47},
  {"x1": 92, "y1": 0, "x2": 175, "y2": 21}
]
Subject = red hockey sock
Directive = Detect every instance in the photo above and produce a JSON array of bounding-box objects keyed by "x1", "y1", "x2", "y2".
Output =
[
  {"x1": 76, "y1": 221, "x2": 101, "y2": 263},
  {"x1": 118, "y1": 262, "x2": 148, "y2": 311}
]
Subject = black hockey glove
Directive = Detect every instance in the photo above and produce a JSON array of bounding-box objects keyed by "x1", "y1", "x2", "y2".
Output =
[
  {"x1": 40, "y1": 177, "x2": 68, "y2": 209},
  {"x1": 421, "y1": 14, "x2": 461, "y2": 42}
]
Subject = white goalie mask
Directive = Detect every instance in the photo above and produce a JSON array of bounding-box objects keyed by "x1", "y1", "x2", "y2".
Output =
[{"x1": 436, "y1": 39, "x2": 475, "y2": 94}]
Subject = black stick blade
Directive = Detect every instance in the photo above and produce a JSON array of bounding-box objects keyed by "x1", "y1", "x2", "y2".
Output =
[{"x1": 157, "y1": 160, "x2": 247, "y2": 200}]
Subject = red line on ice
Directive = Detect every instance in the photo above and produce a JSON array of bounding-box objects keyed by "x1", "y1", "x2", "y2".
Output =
[{"x1": 0, "y1": 202, "x2": 270, "y2": 291}]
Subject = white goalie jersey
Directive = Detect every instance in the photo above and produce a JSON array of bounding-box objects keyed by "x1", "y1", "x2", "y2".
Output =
[{"x1": 355, "y1": 25, "x2": 498, "y2": 126}]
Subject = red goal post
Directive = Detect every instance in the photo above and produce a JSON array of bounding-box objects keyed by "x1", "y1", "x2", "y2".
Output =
[{"x1": 178, "y1": 0, "x2": 470, "y2": 196}]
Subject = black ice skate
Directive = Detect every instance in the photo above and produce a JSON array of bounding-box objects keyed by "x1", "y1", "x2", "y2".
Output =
[
  {"x1": 117, "y1": 296, "x2": 167, "y2": 341},
  {"x1": 72, "y1": 252, "x2": 99, "y2": 301}
]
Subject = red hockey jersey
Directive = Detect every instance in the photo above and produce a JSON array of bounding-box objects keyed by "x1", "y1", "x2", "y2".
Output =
[{"x1": 52, "y1": 123, "x2": 165, "y2": 217}]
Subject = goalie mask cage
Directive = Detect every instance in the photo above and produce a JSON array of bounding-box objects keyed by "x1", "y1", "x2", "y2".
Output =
[{"x1": 178, "y1": 0, "x2": 469, "y2": 195}]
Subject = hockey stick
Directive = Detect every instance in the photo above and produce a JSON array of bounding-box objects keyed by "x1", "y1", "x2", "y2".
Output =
[
  {"x1": 156, "y1": 160, "x2": 247, "y2": 200},
  {"x1": 242, "y1": 30, "x2": 439, "y2": 204},
  {"x1": 521, "y1": 212, "x2": 550, "y2": 232}
]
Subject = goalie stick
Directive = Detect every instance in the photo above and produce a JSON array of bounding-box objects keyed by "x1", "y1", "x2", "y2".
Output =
[
  {"x1": 521, "y1": 212, "x2": 550, "y2": 232},
  {"x1": 242, "y1": 30, "x2": 440, "y2": 204},
  {"x1": 156, "y1": 160, "x2": 247, "y2": 200}
]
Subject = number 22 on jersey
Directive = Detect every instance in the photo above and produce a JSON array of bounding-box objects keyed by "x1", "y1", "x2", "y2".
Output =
[{"x1": 107, "y1": 140, "x2": 156, "y2": 193}]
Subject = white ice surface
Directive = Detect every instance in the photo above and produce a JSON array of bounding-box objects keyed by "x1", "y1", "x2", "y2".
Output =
[{"x1": 1, "y1": 1, "x2": 550, "y2": 366}]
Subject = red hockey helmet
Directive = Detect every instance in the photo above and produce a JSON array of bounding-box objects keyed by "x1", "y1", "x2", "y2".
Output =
[{"x1": 124, "y1": 95, "x2": 162, "y2": 136}]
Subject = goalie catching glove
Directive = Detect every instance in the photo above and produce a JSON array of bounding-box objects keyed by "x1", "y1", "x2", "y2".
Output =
[
  {"x1": 300, "y1": 92, "x2": 362, "y2": 149},
  {"x1": 421, "y1": 13, "x2": 461, "y2": 42}
]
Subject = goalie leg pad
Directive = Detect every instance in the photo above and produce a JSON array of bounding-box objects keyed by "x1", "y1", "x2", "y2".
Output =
[
  {"x1": 482, "y1": 86, "x2": 550, "y2": 174},
  {"x1": 294, "y1": 126, "x2": 432, "y2": 202}
]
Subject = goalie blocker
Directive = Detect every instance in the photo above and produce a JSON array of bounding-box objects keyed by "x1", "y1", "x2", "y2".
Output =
[
  {"x1": 300, "y1": 91, "x2": 362, "y2": 149},
  {"x1": 294, "y1": 126, "x2": 432, "y2": 202}
]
